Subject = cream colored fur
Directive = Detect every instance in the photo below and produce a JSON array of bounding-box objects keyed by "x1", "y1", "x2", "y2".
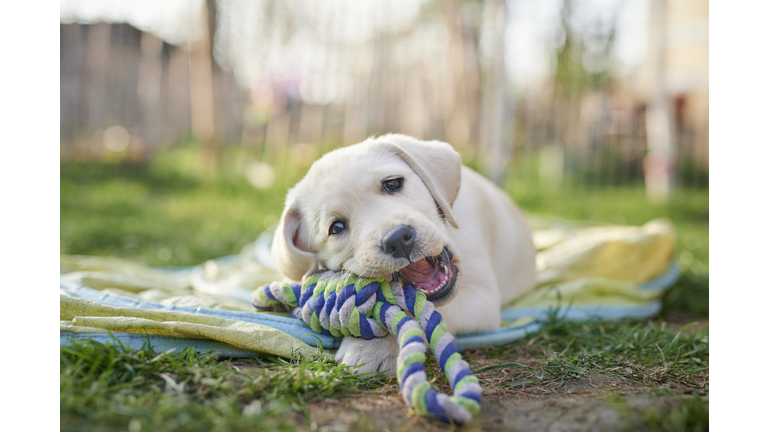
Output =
[{"x1": 272, "y1": 134, "x2": 536, "y2": 376}]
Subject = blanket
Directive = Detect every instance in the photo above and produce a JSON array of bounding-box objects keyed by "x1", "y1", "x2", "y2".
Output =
[{"x1": 60, "y1": 217, "x2": 677, "y2": 358}]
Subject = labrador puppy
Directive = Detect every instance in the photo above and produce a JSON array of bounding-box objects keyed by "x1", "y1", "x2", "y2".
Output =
[{"x1": 272, "y1": 134, "x2": 536, "y2": 376}]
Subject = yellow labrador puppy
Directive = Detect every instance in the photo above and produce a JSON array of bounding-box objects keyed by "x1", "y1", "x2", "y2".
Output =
[{"x1": 272, "y1": 134, "x2": 536, "y2": 376}]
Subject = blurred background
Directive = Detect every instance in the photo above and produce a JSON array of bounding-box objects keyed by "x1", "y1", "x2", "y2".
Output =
[{"x1": 60, "y1": 0, "x2": 708, "y2": 318}]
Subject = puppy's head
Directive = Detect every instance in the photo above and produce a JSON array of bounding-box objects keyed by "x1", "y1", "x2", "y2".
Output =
[{"x1": 272, "y1": 134, "x2": 463, "y2": 305}]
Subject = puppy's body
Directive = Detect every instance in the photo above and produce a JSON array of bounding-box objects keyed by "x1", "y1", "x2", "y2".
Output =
[
  {"x1": 437, "y1": 166, "x2": 536, "y2": 333},
  {"x1": 272, "y1": 134, "x2": 536, "y2": 375}
]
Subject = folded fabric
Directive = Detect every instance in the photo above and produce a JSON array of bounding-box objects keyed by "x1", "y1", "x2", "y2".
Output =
[
  {"x1": 60, "y1": 216, "x2": 679, "y2": 358},
  {"x1": 61, "y1": 293, "x2": 319, "y2": 359},
  {"x1": 501, "y1": 262, "x2": 680, "y2": 321},
  {"x1": 60, "y1": 278, "x2": 541, "y2": 353},
  {"x1": 502, "y1": 217, "x2": 677, "y2": 320},
  {"x1": 61, "y1": 277, "x2": 339, "y2": 350},
  {"x1": 532, "y1": 218, "x2": 675, "y2": 286}
]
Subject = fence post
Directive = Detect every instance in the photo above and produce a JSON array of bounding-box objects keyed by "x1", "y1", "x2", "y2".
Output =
[
  {"x1": 188, "y1": 0, "x2": 218, "y2": 176},
  {"x1": 644, "y1": 0, "x2": 675, "y2": 202},
  {"x1": 479, "y1": 0, "x2": 513, "y2": 186}
]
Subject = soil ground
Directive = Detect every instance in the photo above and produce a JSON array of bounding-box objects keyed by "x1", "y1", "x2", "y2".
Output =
[
  {"x1": 234, "y1": 318, "x2": 709, "y2": 432},
  {"x1": 303, "y1": 392, "x2": 695, "y2": 432},
  {"x1": 297, "y1": 370, "x2": 706, "y2": 432}
]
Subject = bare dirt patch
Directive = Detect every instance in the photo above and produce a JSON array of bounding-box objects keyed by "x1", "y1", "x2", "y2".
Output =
[
  {"x1": 294, "y1": 351, "x2": 707, "y2": 432},
  {"x1": 292, "y1": 321, "x2": 709, "y2": 431},
  {"x1": 234, "y1": 317, "x2": 708, "y2": 431},
  {"x1": 299, "y1": 388, "x2": 700, "y2": 432}
]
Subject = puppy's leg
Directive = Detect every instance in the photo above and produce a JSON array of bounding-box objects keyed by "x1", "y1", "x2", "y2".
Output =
[
  {"x1": 335, "y1": 334, "x2": 399, "y2": 377},
  {"x1": 437, "y1": 258, "x2": 502, "y2": 334}
]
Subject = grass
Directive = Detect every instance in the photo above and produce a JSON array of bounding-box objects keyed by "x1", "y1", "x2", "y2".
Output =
[
  {"x1": 482, "y1": 313, "x2": 709, "y2": 389},
  {"x1": 60, "y1": 147, "x2": 303, "y2": 266},
  {"x1": 642, "y1": 393, "x2": 709, "y2": 432},
  {"x1": 61, "y1": 337, "x2": 385, "y2": 432},
  {"x1": 60, "y1": 145, "x2": 708, "y2": 430}
]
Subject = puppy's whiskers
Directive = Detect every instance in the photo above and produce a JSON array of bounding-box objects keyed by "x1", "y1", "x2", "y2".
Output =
[
  {"x1": 340, "y1": 266, "x2": 354, "y2": 287},
  {"x1": 346, "y1": 259, "x2": 386, "y2": 280}
]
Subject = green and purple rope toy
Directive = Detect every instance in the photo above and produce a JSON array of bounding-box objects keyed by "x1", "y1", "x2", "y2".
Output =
[{"x1": 251, "y1": 271, "x2": 482, "y2": 424}]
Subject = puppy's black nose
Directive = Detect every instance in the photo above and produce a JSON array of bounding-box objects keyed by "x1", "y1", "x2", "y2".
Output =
[{"x1": 382, "y1": 225, "x2": 415, "y2": 259}]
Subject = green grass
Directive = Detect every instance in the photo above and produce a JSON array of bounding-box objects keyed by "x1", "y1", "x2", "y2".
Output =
[
  {"x1": 482, "y1": 313, "x2": 708, "y2": 389},
  {"x1": 60, "y1": 145, "x2": 708, "y2": 430},
  {"x1": 643, "y1": 393, "x2": 709, "y2": 432},
  {"x1": 61, "y1": 147, "x2": 302, "y2": 266},
  {"x1": 61, "y1": 338, "x2": 385, "y2": 432}
]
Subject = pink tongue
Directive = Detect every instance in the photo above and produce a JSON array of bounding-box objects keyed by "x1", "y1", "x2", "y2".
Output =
[{"x1": 398, "y1": 259, "x2": 435, "y2": 285}]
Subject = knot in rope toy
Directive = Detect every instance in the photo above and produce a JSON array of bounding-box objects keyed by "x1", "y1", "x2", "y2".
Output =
[{"x1": 251, "y1": 271, "x2": 482, "y2": 424}]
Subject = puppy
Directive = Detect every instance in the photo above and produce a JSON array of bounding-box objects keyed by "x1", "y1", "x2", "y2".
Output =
[{"x1": 272, "y1": 134, "x2": 536, "y2": 376}]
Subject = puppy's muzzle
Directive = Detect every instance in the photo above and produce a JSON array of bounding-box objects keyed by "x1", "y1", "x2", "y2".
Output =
[{"x1": 381, "y1": 225, "x2": 415, "y2": 259}]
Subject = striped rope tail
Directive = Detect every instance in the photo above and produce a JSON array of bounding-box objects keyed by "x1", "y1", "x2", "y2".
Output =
[{"x1": 251, "y1": 271, "x2": 482, "y2": 424}]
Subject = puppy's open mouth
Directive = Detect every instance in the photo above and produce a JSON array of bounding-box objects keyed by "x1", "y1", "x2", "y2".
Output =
[{"x1": 396, "y1": 247, "x2": 458, "y2": 303}]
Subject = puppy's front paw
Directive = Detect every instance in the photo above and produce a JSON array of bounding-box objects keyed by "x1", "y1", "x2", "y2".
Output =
[{"x1": 335, "y1": 335, "x2": 399, "y2": 377}]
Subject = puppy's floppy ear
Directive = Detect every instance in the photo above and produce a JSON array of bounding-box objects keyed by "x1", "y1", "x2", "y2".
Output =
[
  {"x1": 271, "y1": 189, "x2": 316, "y2": 281},
  {"x1": 379, "y1": 135, "x2": 462, "y2": 228}
]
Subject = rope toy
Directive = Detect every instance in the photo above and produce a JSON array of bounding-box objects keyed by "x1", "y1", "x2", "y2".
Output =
[{"x1": 251, "y1": 271, "x2": 482, "y2": 424}]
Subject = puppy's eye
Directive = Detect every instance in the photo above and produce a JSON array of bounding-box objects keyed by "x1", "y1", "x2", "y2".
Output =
[
  {"x1": 383, "y1": 177, "x2": 403, "y2": 192},
  {"x1": 328, "y1": 220, "x2": 347, "y2": 235}
]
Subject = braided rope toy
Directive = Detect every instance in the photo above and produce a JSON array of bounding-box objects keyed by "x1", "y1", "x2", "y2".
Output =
[{"x1": 251, "y1": 271, "x2": 482, "y2": 424}]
